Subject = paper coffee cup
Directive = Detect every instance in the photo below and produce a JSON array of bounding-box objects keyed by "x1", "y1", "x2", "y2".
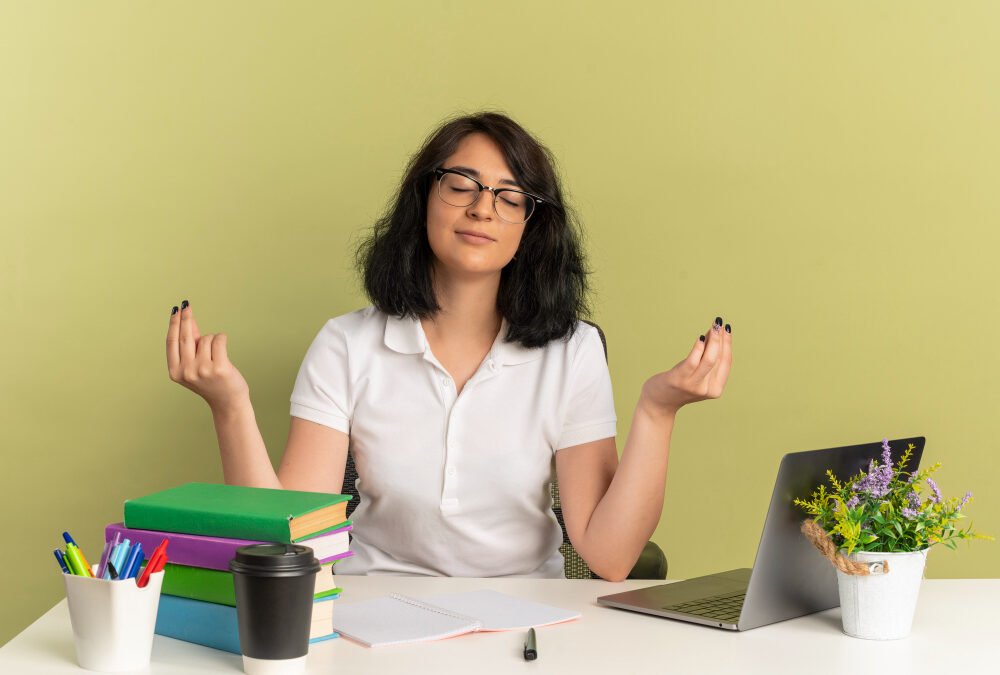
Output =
[{"x1": 230, "y1": 544, "x2": 320, "y2": 675}]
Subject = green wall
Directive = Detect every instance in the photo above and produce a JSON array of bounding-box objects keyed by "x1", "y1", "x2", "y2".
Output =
[{"x1": 2, "y1": 1, "x2": 997, "y2": 645}]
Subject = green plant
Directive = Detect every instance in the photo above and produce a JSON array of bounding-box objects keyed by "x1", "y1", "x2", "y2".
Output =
[{"x1": 794, "y1": 439, "x2": 992, "y2": 554}]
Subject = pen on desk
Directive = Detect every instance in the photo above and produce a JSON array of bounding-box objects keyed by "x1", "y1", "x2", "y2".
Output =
[
  {"x1": 523, "y1": 627, "x2": 537, "y2": 661},
  {"x1": 53, "y1": 549, "x2": 70, "y2": 574}
]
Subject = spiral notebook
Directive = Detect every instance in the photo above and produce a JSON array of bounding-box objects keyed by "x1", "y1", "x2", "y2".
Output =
[{"x1": 332, "y1": 590, "x2": 581, "y2": 647}]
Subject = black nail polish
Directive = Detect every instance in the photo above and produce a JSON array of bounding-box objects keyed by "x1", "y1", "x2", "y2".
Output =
[
  {"x1": 171, "y1": 306, "x2": 178, "y2": 315},
  {"x1": 715, "y1": 316, "x2": 723, "y2": 327},
  {"x1": 725, "y1": 324, "x2": 731, "y2": 334},
  {"x1": 181, "y1": 300, "x2": 189, "y2": 310},
  {"x1": 699, "y1": 335, "x2": 706, "y2": 342}
]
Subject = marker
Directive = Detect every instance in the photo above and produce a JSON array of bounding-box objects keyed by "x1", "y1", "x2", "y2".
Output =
[
  {"x1": 53, "y1": 549, "x2": 70, "y2": 574},
  {"x1": 107, "y1": 561, "x2": 119, "y2": 580},
  {"x1": 523, "y1": 627, "x2": 537, "y2": 661}
]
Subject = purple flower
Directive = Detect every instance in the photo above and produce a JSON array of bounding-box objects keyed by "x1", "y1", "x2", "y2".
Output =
[
  {"x1": 881, "y1": 438, "x2": 893, "y2": 469},
  {"x1": 901, "y1": 507, "x2": 919, "y2": 519},
  {"x1": 907, "y1": 491, "x2": 921, "y2": 510},
  {"x1": 855, "y1": 458, "x2": 893, "y2": 498},
  {"x1": 958, "y1": 491, "x2": 973, "y2": 510},
  {"x1": 927, "y1": 478, "x2": 943, "y2": 504},
  {"x1": 846, "y1": 495, "x2": 860, "y2": 509}
]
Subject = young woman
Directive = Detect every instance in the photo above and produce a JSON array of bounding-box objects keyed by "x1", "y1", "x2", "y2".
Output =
[{"x1": 165, "y1": 111, "x2": 733, "y2": 581}]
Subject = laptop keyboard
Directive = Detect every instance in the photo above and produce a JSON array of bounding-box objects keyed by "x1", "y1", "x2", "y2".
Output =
[{"x1": 663, "y1": 590, "x2": 745, "y2": 624}]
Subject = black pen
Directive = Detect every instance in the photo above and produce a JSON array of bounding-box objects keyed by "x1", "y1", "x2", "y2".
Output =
[{"x1": 523, "y1": 627, "x2": 537, "y2": 661}]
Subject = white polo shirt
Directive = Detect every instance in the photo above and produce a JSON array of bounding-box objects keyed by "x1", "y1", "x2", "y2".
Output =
[{"x1": 289, "y1": 305, "x2": 617, "y2": 578}]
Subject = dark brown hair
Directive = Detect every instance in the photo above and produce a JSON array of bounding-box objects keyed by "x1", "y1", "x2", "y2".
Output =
[{"x1": 353, "y1": 110, "x2": 592, "y2": 349}]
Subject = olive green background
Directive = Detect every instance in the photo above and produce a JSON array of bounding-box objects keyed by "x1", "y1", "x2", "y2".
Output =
[{"x1": 2, "y1": 1, "x2": 998, "y2": 645}]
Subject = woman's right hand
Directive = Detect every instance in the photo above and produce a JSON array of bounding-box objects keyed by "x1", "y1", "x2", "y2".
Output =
[{"x1": 166, "y1": 300, "x2": 250, "y2": 412}]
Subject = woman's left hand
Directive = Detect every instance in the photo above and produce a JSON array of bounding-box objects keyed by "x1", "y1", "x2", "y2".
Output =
[{"x1": 640, "y1": 316, "x2": 733, "y2": 416}]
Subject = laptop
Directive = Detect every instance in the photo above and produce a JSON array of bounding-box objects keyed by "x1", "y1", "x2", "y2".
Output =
[{"x1": 597, "y1": 436, "x2": 925, "y2": 631}]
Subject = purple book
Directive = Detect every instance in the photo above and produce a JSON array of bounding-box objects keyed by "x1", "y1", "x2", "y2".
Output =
[{"x1": 104, "y1": 521, "x2": 353, "y2": 571}]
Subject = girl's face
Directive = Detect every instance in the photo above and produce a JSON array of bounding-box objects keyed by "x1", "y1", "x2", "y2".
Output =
[{"x1": 426, "y1": 132, "x2": 526, "y2": 277}]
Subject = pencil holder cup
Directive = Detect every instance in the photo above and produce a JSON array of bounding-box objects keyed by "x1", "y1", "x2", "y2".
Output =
[{"x1": 63, "y1": 567, "x2": 165, "y2": 672}]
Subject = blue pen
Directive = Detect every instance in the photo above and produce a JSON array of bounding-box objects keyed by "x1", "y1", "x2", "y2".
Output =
[
  {"x1": 103, "y1": 540, "x2": 122, "y2": 579},
  {"x1": 121, "y1": 543, "x2": 144, "y2": 580},
  {"x1": 53, "y1": 549, "x2": 70, "y2": 574},
  {"x1": 108, "y1": 539, "x2": 131, "y2": 580},
  {"x1": 104, "y1": 540, "x2": 125, "y2": 579},
  {"x1": 62, "y1": 531, "x2": 77, "y2": 547}
]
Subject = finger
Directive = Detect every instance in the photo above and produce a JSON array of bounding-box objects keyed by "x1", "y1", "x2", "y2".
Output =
[
  {"x1": 180, "y1": 300, "x2": 196, "y2": 366},
  {"x1": 178, "y1": 300, "x2": 201, "y2": 367},
  {"x1": 712, "y1": 322, "x2": 733, "y2": 389},
  {"x1": 693, "y1": 317, "x2": 724, "y2": 380},
  {"x1": 683, "y1": 333, "x2": 707, "y2": 371},
  {"x1": 213, "y1": 332, "x2": 229, "y2": 365},
  {"x1": 196, "y1": 333, "x2": 216, "y2": 371},
  {"x1": 166, "y1": 305, "x2": 181, "y2": 376}
]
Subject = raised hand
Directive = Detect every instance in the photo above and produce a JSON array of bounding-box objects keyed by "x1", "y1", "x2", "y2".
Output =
[
  {"x1": 165, "y1": 300, "x2": 250, "y2": 412},
  {"x1": 640, "y1": 316, "x2": 734, "y2": 415}
]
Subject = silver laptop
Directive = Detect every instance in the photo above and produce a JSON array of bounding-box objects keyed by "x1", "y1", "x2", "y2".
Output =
[{"x1": 597, "y1": 436, "x2": 925, "y2": 631}]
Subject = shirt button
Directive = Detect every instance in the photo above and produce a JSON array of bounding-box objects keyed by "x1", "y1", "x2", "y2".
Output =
[
  {"x1": 446, "y1": 467, "x2": 457, "y2": 477},
  {"x1": 441, "y1": 377, "x2": 449, "y2": 387},
  {"x1": 488, "y1": 360, "x2": 497, "y2": 372}
]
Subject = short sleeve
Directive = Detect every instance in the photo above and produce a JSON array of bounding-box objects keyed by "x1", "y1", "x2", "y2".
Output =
[
  {"x1": 556, "y1": 325, "x2": 618, "y2": 450},
  {"x1": 289, "y1": 319, "x2": 352, "y2": 434}
]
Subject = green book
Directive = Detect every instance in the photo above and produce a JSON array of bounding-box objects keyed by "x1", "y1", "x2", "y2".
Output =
[
  {"x1": 160, "y1": 561, "x2": 342, "y2": 606},
  {"x1": 123, "y1": 482, "x2": 351, "y2": 543}
]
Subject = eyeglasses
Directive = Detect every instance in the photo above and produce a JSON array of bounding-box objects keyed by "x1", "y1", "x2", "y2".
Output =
[{"x1": 433, "y1": 168, "x2": 544, "y2": 224}]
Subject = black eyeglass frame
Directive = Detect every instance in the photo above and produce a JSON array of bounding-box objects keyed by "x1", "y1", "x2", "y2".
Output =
[{"x1": 432, "y1": 167, "x2": 545, "y2": 224}]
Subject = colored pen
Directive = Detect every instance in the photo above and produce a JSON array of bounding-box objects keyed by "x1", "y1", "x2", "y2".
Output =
[
  {"x1": 53, "y1": 549, "x2": 70, "y2": 574},
  {"x1": 137, "y1": 539, "x2": 169, "y2": 588},
  {"x1": 63, "y1": 533, "x2": 94, "y2": 577},
  {"x1": 126, "y1": 546, "x2": 145, "y2": 580},
  {"x1": 104, "y1": 539, "x2": 126, "y2": 579},
  {"x1": 96, "y1": 531, "x2": 119, "y2": 579},
  {"x1": 109, "y1": 539, "x2": 131, "y2": 580},
  {"x1": 120, "y1": 542, "x2": 143, "y2": 580},
  {"x1": 107, "y1": 561, "x2": 119, "y2": 580},
  {"x1": 523, "y1": 627, "x2": 538, "y2": 661},
  {"x1": 64, "y1": 545, "x2": 87, "y2": 577}
]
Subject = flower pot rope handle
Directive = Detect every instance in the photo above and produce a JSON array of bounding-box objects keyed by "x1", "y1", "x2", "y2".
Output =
[{"x1": 800, "y1": 519, "x2": 890, "y2": 576}]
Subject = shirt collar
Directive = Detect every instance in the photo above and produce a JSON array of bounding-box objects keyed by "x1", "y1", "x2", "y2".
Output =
[{"x1": 383, "y1": 312, "x2": 543, "y2": 366}]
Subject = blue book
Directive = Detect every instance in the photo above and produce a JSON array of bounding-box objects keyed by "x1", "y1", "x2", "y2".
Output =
[{"x1": 155, "y1": 594, "x2": 340, "y2": 654}]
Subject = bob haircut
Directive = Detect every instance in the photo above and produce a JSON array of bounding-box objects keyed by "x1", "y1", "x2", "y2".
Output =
[{"x1": 353, "y1": 110, "x2": 593, "y2": 350}]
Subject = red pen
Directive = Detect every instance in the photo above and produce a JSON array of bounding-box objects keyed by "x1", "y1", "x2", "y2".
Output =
[{"x1": 136, "y1": 539, "x2": 169, "y2": 588}]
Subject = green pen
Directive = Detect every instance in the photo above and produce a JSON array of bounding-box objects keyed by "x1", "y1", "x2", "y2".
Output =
[
  {"x1": 523, "y1": 627, "x2": 537, "y2": 661},
  {"x1": 64, "y1": 545, "x2": 87, "y2": 576}
]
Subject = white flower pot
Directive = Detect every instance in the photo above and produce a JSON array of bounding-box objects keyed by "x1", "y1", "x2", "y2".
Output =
[{"x1": 836, "y1": 548, "x2": 928, "y2": 640}]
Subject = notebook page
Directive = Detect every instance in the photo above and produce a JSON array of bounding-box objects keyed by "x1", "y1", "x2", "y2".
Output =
[
  {"x1": 417, "y1": 590, "x2": 581, "y2": 631},
  {"x1": 332, "y1": 594, "x2": 481, "y2": 647}
]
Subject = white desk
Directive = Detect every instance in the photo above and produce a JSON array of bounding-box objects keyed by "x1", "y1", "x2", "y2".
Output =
[{"x1": 2, "y1": 577, "x2": 996, "y2": 674}]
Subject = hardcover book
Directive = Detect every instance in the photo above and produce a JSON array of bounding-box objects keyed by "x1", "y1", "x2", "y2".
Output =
[{"x1": 123, "y1": 482, "x2": 350, "y2": 543}]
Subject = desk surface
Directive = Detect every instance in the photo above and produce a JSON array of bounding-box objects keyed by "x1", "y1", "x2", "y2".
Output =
[{"x1": 2, "y1": 577, "x2": 997, "y2": 674}]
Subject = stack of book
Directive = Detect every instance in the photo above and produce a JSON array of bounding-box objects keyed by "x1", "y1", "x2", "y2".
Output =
[{"x1": 113, "y1": 482, "x2": 352, "y2": 654}]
